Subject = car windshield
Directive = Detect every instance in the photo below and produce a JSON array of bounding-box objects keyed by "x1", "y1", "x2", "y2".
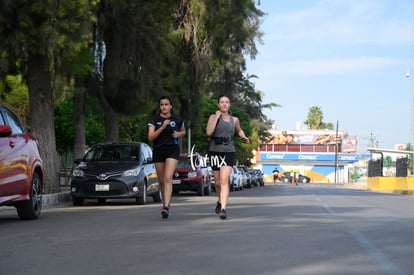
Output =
[
  {"x1": 84, "y1": 145, "x2": 140, "y2": 161},
  {"x1": 177, "y1": 157, "x2": 192, "y2": 168}
]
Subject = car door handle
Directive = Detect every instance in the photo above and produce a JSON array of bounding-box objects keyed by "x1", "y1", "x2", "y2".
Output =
[{"x1": 9, "y1": 141, "x2": 15, "y2": 148}]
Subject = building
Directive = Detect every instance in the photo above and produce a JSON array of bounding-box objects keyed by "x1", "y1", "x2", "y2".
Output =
[{"x1": 254, "y1": 129, "x2": 359, "y2": 183}]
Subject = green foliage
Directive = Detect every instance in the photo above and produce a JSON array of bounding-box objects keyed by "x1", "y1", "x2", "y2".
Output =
[
  {"x1": 119, "y1": 114, "x2": 150, "y2": 143},
  {"x1": 320, "y1": 122, "x2": 334, "y2": 130},
  {"x1": 95, "y1": 0, "x2": 178, "y2": 116},
  {"x1": 383, "y1": 156, "x2": 393, "y2": 168},
  {"x1": 54, "y1": 94, "x2": 104, "y2": 154},
  {"x1": 304, "y1": 106, "x2": 323, "y2": 129},
  {"x1": 0, "y1": 74, "x2": 29, "y2": 122},
  {"x1": 1, "y1": 0, "x2": 271, "y2": 166},
  {"x1": 0, "y1": 0, "x2": 96, "y2": 76}
]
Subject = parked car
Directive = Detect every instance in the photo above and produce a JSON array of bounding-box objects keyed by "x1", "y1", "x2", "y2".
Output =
[
  {"x1": 254, "y1": 169, "x2": 265, "y2": 186},
  {"x1": 0, "y1": 103, "x2": 44, "y2": 219},
  {"x1": 237, "y1": 166, "x2": 252, "y2": 188},
  {"x1": 247, "y1": 168, "x2": 260, "y2": 187},
  {"x1": 232, "y1": 166, "x2": 244, "y2": 191},
  {"x1": 70, "y1": 142, "x2": 161, "y2": 206},
  {"x1": 173, "y1": 153, "x2": 211, "y2": 196},
  {"x1": 280, "y1": 171, "x2": 310, "y2": 184}
]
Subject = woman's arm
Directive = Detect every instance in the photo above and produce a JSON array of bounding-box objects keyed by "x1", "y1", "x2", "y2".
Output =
[
  {"x1": 234, "y1": 116, "x2": 250, "y2": 143},
  {"x1": 172, "y1": 124, "x2": 186, "y2": 139},
  {"x1": 148, "y1": 119, "x2": 170, "y2": 142},
  {"x1": 206, "y1": 111, "x2": 221, "y2": 136}
]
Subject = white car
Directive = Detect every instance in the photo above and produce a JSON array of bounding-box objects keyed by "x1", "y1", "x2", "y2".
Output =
[{"x1": 232, "y1": 166, "x2": 245, "y2": 191}]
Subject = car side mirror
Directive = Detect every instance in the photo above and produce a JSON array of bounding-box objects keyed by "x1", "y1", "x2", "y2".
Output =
[
  {"x1": 0, "y1": 125, "x2": 12, "y2": 137},
  {"x1": 74, "y1": 158, "x2": 82, "y2": 164}
]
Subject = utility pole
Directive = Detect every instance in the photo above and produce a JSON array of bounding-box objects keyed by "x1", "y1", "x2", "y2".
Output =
[{"x1": 334, "y1": 120, "x2": 339, "y2": 184}]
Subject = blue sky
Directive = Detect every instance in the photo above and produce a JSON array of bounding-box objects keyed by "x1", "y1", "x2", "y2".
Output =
[{"x1": 246, "y1": 0, "x2": 413, "y2": 153}]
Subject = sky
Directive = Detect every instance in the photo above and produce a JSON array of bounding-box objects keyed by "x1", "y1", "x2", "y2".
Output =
[{"x1": 246, "y1": 0, "x2": 414, "y2": 153}]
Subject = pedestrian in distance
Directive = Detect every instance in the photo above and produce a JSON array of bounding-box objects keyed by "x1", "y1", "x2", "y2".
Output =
[
  {"x1": 148, "y1": 96, "x2": 185, "y2": 219},
  {"x1": 272, "y1": 168, "x2": 279, "y2": 185},
  {"x1": 206, "y1": 95, "x2": 250, "y2": 220}
]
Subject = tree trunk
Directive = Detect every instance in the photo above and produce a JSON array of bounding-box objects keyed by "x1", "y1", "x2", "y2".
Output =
[
  {"x1": 27, "y1": 54, "x2": 60, "y2": 194},
  {"x1": 102, "y1": 25, "x2": 119, "y2": 142},
  {"x1": 102, "y1": 95, "x2": 119, "y2": 142},
  {"x1": 73, "y1": 83, "x2": 86, "y2": 159}
]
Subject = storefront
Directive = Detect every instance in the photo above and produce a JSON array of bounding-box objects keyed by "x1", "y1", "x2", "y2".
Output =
[
  {"x1": 256, "y1": 152, "x2": 359, "y2": 183},
  {"x1": 254, "y1": 129, "x2": 359, "y2": 183}
]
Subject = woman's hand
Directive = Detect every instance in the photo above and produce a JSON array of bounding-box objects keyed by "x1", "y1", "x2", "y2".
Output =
[{"x1": 242, "y1": 136, "x2": 250, "y2": 144}]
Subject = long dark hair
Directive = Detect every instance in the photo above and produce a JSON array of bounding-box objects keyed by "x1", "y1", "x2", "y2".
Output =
[
  {"x1": 217, "y1": 94, "x2": 230, "y2": 103},
  {"x1": 159, "y1": 95, "x2": 173, "y2": 106},
  {"x1": 157, "y1": 95, "x2": 174, "y2": 114}
]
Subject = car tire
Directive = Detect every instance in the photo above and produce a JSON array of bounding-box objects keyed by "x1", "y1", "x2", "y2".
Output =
[
  {"x1": 16, "y1": 172, "x2": 42, "y2": 220},
  {"x1": 72, "y1": 196, "x2": 84, "y2": 206},
  {"x1": 283, "y1": 177, "x2": 289, "y2": 183},
  {"x1": 136, "y1": 182, "x2": 147, "y2": 205},
  {"x1": 152, "y1": 190, "x2": 162, "y2": 203},
  {"x1": 204, "y1": 182, "x2": 211, "y2": 196},
  {"x1": 197, "y1": 180, "x2": 205, "y2": 196}
]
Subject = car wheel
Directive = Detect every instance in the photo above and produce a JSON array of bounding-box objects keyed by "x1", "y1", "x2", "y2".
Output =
[
  {"x1": 204, "y1": 182, "x2": 211, "y2": 196},
  {"x1": 16, "y1": 172, "x2": 42, "y2": 220},
  {"x1": 197, "y1": 180, "x2": 205, "y2": 196},
  {"x1": 136, "y1": 182, "x2": 147, "y2": 205},
  {"x1": 72, "y1": 196, "x2": 84, "y2": 206},
  {"x1": 152, "y1": 190, "x2": 162, "y2": 203},
  {"x1": 283, "y1": 177, "x2": 289, "y2": 183}
]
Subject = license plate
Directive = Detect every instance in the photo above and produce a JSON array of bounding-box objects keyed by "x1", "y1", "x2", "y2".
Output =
[
  {"x1": 172, "y1": 180, "x2": 181, "y2": 184},
  {"x1": 95, "y1": 184, "x2": 110, "y2": 191}
]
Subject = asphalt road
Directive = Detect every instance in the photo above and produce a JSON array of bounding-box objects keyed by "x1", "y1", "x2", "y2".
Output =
[{"x1": 1, "y1": 183, "x2": 413, "y2": 275}]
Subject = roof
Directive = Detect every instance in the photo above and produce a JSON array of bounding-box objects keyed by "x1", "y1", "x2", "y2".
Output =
[{"x1": 367, "y1": 148, "x2": 414, "y2": 155}]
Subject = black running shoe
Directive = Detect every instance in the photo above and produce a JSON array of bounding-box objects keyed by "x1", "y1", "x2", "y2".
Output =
[
  {"x1": 161, "y1": 207, "x2": 169, "y2": 219},
  {"x1": 215, "y1": 202, "x2": 221, "y2": 214},
  {"x1": 219, "y1": 209, "x2": 227, "y2": 219}
]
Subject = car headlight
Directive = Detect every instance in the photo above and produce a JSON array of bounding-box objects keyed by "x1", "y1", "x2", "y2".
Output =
[
  {"x1": 72, "y1": 168, "x2": 85, "y2": 177},
  {"x1": 188, "y1": 171, "x2": 197, "y2": 178},
  {"x1": 122, "y1": 168, "x2": 140, "y2": 177}
]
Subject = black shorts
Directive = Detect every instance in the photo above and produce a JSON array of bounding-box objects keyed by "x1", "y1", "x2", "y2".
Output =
[
  {"x1": 208, "y1": 151, "x2": 235, "y2": 171},
  {"x1": 153, "y1": 144, "x2": 180, "y2": 162}
]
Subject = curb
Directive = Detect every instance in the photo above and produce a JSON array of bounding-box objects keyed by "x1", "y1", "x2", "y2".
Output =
[{"x1": 42, "y1": 191, "x2": 71, "y2": 207}]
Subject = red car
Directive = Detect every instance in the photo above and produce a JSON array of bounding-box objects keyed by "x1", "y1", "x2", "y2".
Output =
[
  {"x1": 0, "y1": 103, "x2": 44, "y2": 219},
  {"x1": 173, "y1": 153, "x2": 211, "y2": 196}
]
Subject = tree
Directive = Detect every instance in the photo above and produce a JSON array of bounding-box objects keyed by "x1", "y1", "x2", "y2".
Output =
[
  {"x1": 0, "y1": 0, "x2": 96, "y2": 193},
  {"x1": 200, "y1": 0, "x2": 274, "y2": 141},
  {"x1": 304, "y1": 106, "x2": 323, "y2": 130},
  {"x1": 303, "y1": 106, "x2": 334, "y2": 130},
  {"x1": 94, "y1": 0, "x2": 179, "y2": 142}
]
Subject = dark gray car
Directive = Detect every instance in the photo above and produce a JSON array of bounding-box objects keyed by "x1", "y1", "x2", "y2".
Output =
[{"x1": 70, "y1": 142, "x2": 161, "y2": 206}]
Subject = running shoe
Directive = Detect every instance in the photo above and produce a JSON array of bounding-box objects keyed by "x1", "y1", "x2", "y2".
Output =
[
  {"x1": 215, "y1": 201, "x2": 221, "y2": 214},
  {"x1": 219, "y1": 209, "x2": 227, "y2": 219},
  {"x1": 161, "y1": 206, "x2": 169, "y2": 219}
]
